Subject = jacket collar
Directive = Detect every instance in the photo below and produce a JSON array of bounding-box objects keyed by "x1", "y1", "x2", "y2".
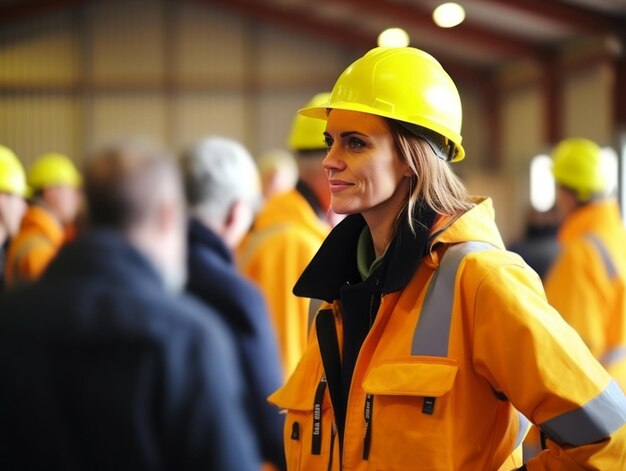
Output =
[
  {"x1": 558, "y1": 199, "x2": 622, "y2": 244},
  {"x1": 188, "y1": 218, "x2": 232, "y2": 265},
  {"x1": 21, "y1": 204, "x2": 65, "y2": 247},
  {"x1": 294, "y1": 206, "x2": 436, "y2": 302}
]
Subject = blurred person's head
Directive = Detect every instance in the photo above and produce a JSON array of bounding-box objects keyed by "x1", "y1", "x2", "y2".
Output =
[
  {"x1": 84, "y1": 142, "x2": 187, "y2": 293},
  {"x1": 256, "y1": 149, "x2": 298, "y2": 199},
  {"x1": 289, "y1": 93, "x2": 332, "y2": 213},
  {"x1": 0, "y1": 146, "x2": 28, "y2": 242},
  {"x1": 181, "y1": 137, "x2": 261, "y2": 250},
  {"x1": 551, "y1": 138, "x2": 609, "y2": 219},
  {"x1": 28, "y1": 153, "x2": 82, "y2": 226}
]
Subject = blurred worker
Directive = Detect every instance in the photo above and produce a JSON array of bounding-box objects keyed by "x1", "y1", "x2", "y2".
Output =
[
  {"x1": 239, "y1": 92, "x2": 332, "y2": 377},
  {"x1": 508, "y1": 207, "x2": 560, "y2": 280},
  {"x1": 180, "y1": 137, "x2": 285, "y2": 470},
  {"x1": 5, "y1": 153, "x2": 82, "y2": 287},
  {"x1": 0, "y1": 143, "x2": 260, "y2": 470},
  {"x1": 0, "y1": 145, "x2": 28, "y2": 290},
  {"x1": 270, "y1": 47, "x2": 626, "y2": 470},
  {"x1": 257, "y1": 148, "x2": 298, "y2": 199},
  {"x1": 545, "y1": 137, "x2": 626, "y2": 390}
]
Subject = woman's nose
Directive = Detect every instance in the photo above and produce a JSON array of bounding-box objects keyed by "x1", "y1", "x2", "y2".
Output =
[{"x1": 323, "y1": 145, "x2": 344, "y2": 172}]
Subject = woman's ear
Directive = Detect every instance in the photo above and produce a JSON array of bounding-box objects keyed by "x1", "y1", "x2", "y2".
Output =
[{"x1": 403, "y1": 166, "x2": 414, "y2": 178}]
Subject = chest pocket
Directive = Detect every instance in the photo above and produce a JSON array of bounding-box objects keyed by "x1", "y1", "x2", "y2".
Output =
[
  {"x1": 359, "y1": 242, "x2": 493, "y2": 470},
  {"x1": 362, "y1": 358, "x2": 458, "y2": 470},
  {"x1": 270, "y1": 362, "x2": 335, "y2": 470}
]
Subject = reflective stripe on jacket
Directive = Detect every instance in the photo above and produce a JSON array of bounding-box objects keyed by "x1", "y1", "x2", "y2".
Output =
[
  {"x1": 269, "y1": 197, "x2": 626, "y2": 470},
  {"x1": 5, "y1": 205, "x2": 64, "y2": 287},
  {"x1": 238, "y1": 188, "x2": 329, "y2": 377},
  {"x1": 545, "y1": 200, "x2": 626, "y2": 391}
]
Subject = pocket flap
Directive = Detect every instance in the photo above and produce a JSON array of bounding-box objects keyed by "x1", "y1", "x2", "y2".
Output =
[
  {"x1": 362, "y1": 357, "x2": 458, "y2": 397},
  {"x1": 269, "y1": 363, "x2": 326, "y2": 411}
]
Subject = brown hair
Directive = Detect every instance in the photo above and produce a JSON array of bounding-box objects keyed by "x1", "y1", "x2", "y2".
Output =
[{"x1": 387, "y1": 119, "x2": 472, "y2": 233}]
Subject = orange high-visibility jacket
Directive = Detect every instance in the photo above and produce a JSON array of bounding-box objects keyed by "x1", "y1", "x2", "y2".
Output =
[
  {"x1": 270, "y1": 198, "x2": 626, "y2": 470},
  {"x1": 239, "y1": 188, "x2": 329, "y2": 377},
  {"x1": 545, "y1": 199, "x2": 626, "y2": 391},
  {"x1": 5, "y1": 205, "x2": 64, "y2": 287}
]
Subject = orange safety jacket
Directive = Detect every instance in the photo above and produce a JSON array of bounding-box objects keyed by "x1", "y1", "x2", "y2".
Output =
[
  {"x1": 4, "y1": 204, "x2": 65, "y2": 288},
  {"x1": 545, "y1": 199, "x2": 626, "y2": 391},
  {"x1": 269, "y1": 198, "x2": 626, "y2": 470},
  {"x1": 239, "y1": 186, "x2": 329, "y2": 377}
]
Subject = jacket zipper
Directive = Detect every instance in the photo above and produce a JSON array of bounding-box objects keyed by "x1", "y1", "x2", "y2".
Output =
[
  {"x1": 328, "y1": 419, "x2": 338, "y2": 471},
  {"x1": 362, "y1": 393, "x2": 373, "y2": 459}
]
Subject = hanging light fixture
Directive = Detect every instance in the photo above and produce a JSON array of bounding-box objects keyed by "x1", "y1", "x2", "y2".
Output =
[
  {"x1": 377, "y1": 27, "x2": 410, "y2": 47},
  {"x1": 433, "y1": 2, "x2": 465, "y2": 28}
]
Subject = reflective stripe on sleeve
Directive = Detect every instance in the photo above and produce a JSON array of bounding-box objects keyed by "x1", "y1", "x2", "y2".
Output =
[
  {"x1": 540, "y1": 380, "x2": 626, "y2": 446},
  {"x1": 585, "y1": 233, "x2": 617, "y2": 280},
  {"x1": 411, "y1": 241, "x2": 494, "y2": 357}
]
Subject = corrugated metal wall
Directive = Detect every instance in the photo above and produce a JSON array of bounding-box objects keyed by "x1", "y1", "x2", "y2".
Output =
[{"x1": 0, "y1": 0, "x2": 353, "y2": 166}]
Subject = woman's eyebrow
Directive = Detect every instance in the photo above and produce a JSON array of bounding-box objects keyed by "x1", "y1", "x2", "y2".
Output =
[
  {"x1": 323, "y1": 130, "x2": 370, "y2": 138},
  {"x1": 340, "y1": 131, "x2": 369, "y2": 138}
]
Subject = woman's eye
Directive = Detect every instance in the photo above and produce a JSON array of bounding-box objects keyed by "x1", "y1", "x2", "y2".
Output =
[
  {"x1": 348, "y1": 138, "x2": 365, "y2": 150},
  {"x1": 324, "y1": 137, "x2": 334, "y2": 149}
]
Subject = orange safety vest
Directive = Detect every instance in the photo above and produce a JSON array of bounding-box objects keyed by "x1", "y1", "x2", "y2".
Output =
[
  {"x1": 239, "y1": 188, "x2": 329, "y2": 377},
  {"x1": 270, "y1": 198, "x2": 626, "y2": 470},
  {"x1": 545, "y1": 200, "x2": 626, "y2": 392},
  {"x1": 5, "y1": 205, "x2": 64, "y2": 287}
]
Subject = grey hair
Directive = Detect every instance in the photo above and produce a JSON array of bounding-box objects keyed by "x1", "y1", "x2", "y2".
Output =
[{"x1": 180, "y1": 137, "x2": 261, "y2": 224}]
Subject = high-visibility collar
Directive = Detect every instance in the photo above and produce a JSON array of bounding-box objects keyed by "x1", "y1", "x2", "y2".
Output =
[{"x1": 294, "y1": 206, "x2": 436, "y2": 302}]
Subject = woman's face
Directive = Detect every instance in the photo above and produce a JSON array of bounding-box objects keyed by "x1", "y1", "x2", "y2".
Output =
[{"x1": 323, "y1": 110, "x2": 410, "y2": 218}]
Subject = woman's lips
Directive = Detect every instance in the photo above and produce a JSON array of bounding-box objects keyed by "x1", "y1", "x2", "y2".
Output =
[{"x1": 328, "y1": 180, "x2": 353, "y2": 192}]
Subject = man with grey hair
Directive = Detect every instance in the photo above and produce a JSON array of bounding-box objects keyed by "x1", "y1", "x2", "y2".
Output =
[
  {"x1": 0, "y1": 142, "x2": 260, "y2": 470},
  {"x1": 181, "y1": 137, "x2": 285, "y2": 469}
]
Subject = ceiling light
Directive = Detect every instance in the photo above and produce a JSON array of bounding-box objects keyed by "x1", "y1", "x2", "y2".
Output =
[
  {"x1": 377, "y1": 27, "x2": 410, "y2": 48},
  {"x1": 433, "y1": 2, "x2": 465, "y2": 28}
]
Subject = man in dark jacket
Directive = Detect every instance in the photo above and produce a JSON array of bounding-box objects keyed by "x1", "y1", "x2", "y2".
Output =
[
  {"x1": 181, "y1": 137, "x2": 285, "y2": 469},
  {"x1": 0, "y1": 143, "x2": 259, "y2": 470}
]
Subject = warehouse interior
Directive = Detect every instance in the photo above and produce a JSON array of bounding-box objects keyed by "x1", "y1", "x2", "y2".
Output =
[{"x1": 1, "y1": 0, "x2": 625, "y2": 242}]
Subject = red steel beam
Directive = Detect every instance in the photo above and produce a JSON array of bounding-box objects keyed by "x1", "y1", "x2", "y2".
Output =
[
  {"x1": 615, "y1": 54, "x2": 626, "y2": 132},
  {"x1": 202, "y1": 0, "x2": 490, "y2": 87},
  {"x1": 541, "y1": 58, "x2": 562, "y2": 145},
  {"x1": 481, "y1": 80, "x2": 503, "y2": 168},
  {"x1": 202, "y1": 0, "x2": 374, "y2": 52},
  {"x1": 0, "y1": 0, "x2": 84, "y2": 25},
  {"x1": 486, "y1": 0, "x2": 621, "y2": 33},
  {"x1": 326, "y1": 0, "x2": 543, "y2": 59}
]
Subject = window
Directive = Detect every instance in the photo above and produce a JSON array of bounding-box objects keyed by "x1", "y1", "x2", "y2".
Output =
[{"x1": 530, "y1": 154, "x2": 554, "y2": 212}]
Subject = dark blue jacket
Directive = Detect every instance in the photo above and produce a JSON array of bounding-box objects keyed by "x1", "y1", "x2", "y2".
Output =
[
  {"x1": 0, "y1": 229, "x2": 259, "y2": 471},
  {"x1": 186, "y1": 218, "x2": 285, "y2": 469}
]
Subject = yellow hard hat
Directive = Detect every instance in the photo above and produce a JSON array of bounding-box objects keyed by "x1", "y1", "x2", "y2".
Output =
[
  {"x1": 299, "y1": 47, "x2": 465, "y2": 162},
  {"x1": 288, "y1": 92, "x2": 331, "y2": 152},
  {"x1": 552, "y1": 138, "x2": 607, "y2": 201},
  {"x1": 0, "y1": 145, "x2": 27, "y2": 197},
  {"x1": 27, "y1": 153, "x2": 82, "y2": 192}
]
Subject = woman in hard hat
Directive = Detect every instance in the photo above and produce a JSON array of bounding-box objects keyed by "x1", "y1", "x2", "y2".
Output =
[
  {"x1": 269, "y1": 47, "x2": 626, "y2": 470},
  {"x1": 0, "y1": 146, "x2": 28, "y2": 290}
]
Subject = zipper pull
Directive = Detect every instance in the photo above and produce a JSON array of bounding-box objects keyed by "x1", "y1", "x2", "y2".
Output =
[
  {"x1": 362, "y1": 393, "x2": 373, "y2": 460},
  {"x1": 312, "y1": 376, "x2": 327, "y2": 455}
]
